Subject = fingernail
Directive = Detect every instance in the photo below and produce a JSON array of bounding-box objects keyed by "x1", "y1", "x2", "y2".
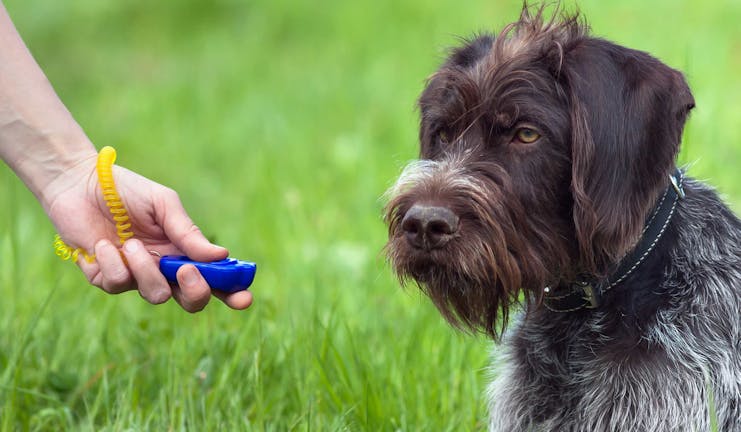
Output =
[
  {"x1": 95, "y1": 239, "x2": 111, "y2": 250},
  {"x1": 124, "y1": 239, "x2": 140, "y2": 254},
  {"x1": 183, "y1": 266, "x2": 198, "y2": 286}
]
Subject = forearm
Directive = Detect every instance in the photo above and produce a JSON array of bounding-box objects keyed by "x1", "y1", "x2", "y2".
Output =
[{"x1": 0, "y1": 2, "x2": 96, "y2": 208}]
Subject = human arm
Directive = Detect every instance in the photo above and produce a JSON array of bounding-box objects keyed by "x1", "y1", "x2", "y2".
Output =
[{"x1": 0, "y1": 2, "x2": 252, "y2": 311}]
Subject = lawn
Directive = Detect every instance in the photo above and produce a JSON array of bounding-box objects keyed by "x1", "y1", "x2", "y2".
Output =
[{"x1": 1, "y1": 0, "x2": 739, "y2": 430}]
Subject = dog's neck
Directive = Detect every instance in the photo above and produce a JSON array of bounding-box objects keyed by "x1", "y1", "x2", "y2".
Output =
[{"x1": 543, "y1": 168, "x2": 685, "y2": 313}]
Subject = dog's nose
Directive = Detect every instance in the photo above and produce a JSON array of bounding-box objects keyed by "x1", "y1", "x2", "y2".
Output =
[{"x1": 401, "y1": 205, "x2": 459, "y2": 249}]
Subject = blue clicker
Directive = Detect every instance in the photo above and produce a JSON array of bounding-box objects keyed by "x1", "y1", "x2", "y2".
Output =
[{"x1": 159, "y1": 256, "x2": 257, "y2": 293}]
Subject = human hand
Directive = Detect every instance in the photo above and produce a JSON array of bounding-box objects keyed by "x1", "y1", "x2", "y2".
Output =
[{"x1": 43, "y1": 153, "x2": 253, "y2": 312}]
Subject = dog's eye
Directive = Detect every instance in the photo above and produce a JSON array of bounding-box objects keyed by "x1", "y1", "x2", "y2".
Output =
[
  {"x1": 438, "y1": 130, "x2": 450, "y2": 144},
  {"x1": 514, "y1": 128, "x2": 540, "y2": 144}
]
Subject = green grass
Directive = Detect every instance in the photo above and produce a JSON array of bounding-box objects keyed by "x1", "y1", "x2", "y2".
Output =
[{"x1": 1, "y1": 0, "x2": 739, "y2": 430}]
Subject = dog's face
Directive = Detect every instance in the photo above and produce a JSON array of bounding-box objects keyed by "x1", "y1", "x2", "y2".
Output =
[{"x1": 384, "y1": 8, "x2": 695, "y2": 338}]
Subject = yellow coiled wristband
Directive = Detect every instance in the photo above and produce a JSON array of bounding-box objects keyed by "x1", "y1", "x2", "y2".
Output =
[{"x1": 53, "y1": 146, "x2": 134, "y2": 263}]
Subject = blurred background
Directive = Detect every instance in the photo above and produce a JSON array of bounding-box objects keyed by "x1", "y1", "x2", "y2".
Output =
[{"x1": 1, "y1": 0, "x2": 739, "y2": 430}]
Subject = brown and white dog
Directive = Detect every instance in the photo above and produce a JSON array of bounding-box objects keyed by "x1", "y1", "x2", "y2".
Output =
[{"x1": 384, "y1": 5, "x2": 741, "y2": 431}]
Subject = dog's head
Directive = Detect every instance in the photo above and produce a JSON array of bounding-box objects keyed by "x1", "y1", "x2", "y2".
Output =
[{"x1": 383, "y1": 6, "x2": 694, "y2": 338}]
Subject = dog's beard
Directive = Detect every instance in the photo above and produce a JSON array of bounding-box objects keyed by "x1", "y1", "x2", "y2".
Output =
[
  {"x1": 386, "y1": 232, "x2": 521, "y2": 339},
  {"x1": 383, "y1": 155, "x2": 556, "y2": 339}
]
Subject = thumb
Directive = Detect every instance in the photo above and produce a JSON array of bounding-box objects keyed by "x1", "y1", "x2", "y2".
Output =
[{"x1": 157, "y1": 188, "x2": 229, "y2": 262}]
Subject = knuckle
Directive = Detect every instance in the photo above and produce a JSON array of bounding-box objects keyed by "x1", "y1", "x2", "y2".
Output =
[
  {"x1": 189, "y1": 301, "x2": 207, "y2": 313},
  {"x1": 181, "y1": 289, "x2": 209, "y2": 313},
  {"x1": 99, "y1": 284, "x2": 116, "y2": 294},
  {"x1": 85, "y1": 272, "x2": 100, "y2": 286},
  {"x1": 142, "y1": 289, "x2": 171, "y2": 305},
  {"x1": 107, "y1": 269, "x2": 131, "y2": 287},
  {"x1": 101, "y1": 279, "x2": 131, "y2": 294},
  {"x1": 183, "y1": 301, "x2": 206, "y2": 314},
  {"x1": 162, "y1": 187, "x2": 180, "y2": 202}
]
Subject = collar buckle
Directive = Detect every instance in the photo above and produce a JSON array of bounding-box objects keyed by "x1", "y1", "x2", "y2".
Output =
[
  {"x1": 580, "y1": 283, "x2": 600, "y2": 309},
  {"x1": 543, "y1": 279, "x2": 601, "y2": 312}
]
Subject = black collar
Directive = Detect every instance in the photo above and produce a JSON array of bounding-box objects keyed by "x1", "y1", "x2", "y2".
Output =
[{"x1": 543, "y1": 168, "x2": 685, "y2": 313}]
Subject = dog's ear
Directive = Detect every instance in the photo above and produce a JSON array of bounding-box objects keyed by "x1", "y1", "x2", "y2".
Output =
[{"x1": 564, "y1": 39, "x2": 695, "y2": 274}]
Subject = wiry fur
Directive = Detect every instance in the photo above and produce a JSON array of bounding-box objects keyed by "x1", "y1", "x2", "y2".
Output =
[
  {"x1": 383, "y1": 4, "x2": 741, "y2": 431},
  {"x1": 488, "y1": 179, "x2": 741, "y2": 431}
]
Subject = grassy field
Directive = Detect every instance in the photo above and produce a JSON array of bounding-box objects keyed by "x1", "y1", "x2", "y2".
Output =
[{"x1": 1, "y1": 0, "x2": 739, "y2": 430}]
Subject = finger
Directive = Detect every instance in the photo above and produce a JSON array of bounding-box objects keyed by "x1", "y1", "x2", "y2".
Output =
[
  {"x1": 77, "y1": 250, "x2": 103, "y2": 287},
  {"x1": 122, "y1": 239, "x2": 171, "y2": 304},
  {"x1": 157, "y1": 189, "x2": 229, "y2": 261},
  {"x1": 211, "y1": 289, "x2": 253, "y2": 310},
  {"x1": 171, "y1": 264, "x2": 211, "y2": 313},
  {"x1": 94, "y1": 239, "x2": 134, "y2": 294}
]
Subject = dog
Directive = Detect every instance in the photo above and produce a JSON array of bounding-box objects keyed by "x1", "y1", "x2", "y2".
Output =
[{"x1": 383, "y1": 5, "x2": 740, "y2": 431}]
